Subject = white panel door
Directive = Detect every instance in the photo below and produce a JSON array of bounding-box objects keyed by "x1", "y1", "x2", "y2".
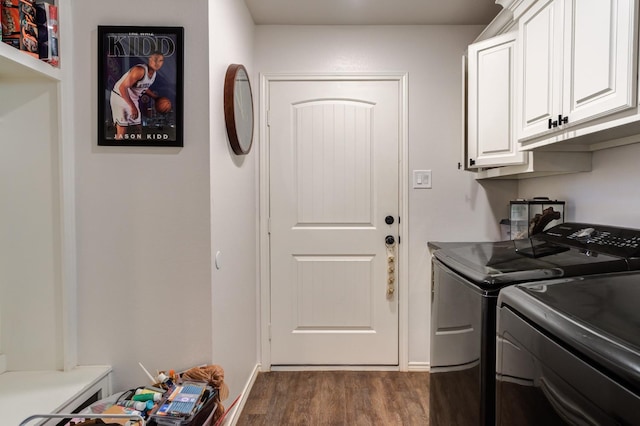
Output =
[
  {"x1": 468, "y1": 32, "x2": 525, "y2": 167},
  {"x1": 518, "y1": 0, "x2": 563, "y2": 140},
  {"x1": 268, "y1": 78, "x2": 400, "y2": 365},
  {"x1": 562, "y1": 0, "x2": 637, "y2": 124}
]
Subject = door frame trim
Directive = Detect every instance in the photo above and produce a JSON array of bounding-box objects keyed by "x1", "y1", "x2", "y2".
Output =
[{"x1": 259, "y1": 72, "x2": 409, "y2": 370}]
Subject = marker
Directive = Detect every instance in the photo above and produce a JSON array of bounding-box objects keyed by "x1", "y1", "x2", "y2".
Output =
[
  {"x1": 118, "y1": 400, "x2": 147, "y2": 411},
  {"x1": 132, "y1": 392, "x2": 162, "y2": 402}
]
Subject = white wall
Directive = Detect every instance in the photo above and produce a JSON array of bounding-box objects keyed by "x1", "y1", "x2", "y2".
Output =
[
  {"x1": 518, "y1": 143, "x2": 640, "y2": 228},
  {"x1": 1, "y1": 80, "x2": 62, "y2": 371},
  {"x1": 254, "y1": 25, "x2": 518, "y2": 366},
  {"x1": 208, "y1": 0, "x2": 259, "y2": 404},
  {"x1": 72, "y1": 0, "x2": 209, "y2": 391},
  {"x1": 72, "y1": 0, "x2": 258, "y2": 400}
]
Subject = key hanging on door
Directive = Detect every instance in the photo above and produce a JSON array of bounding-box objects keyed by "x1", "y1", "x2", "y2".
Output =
[{"x1": 385, "y1": 236, "x2": 396, "y2": 297}]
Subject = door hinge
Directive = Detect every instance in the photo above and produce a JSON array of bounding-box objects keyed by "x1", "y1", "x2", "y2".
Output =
[{"x1": 267, "y1": 110, "x2": 271, "y2": 127}]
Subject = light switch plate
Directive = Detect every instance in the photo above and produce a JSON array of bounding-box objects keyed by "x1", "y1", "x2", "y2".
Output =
[{"x1": 413, "y1": 170, "x2": 432, "y2": 189}]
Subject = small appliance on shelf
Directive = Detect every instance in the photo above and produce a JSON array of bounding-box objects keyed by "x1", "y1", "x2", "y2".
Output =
[{"x1": 509, "y1": 197, "x2": 565, "y2": 240}]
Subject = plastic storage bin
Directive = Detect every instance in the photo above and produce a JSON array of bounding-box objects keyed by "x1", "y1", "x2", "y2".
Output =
[{"x1": 510, "y1": 198, "x2": 565, "y2": 240}]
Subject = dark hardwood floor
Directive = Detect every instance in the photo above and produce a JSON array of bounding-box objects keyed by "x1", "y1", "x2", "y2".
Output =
[{"x1": 235, "y1": 371, "x2": 430, "y2": 425}]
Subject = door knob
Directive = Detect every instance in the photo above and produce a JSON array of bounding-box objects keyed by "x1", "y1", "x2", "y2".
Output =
[
  {"x1": 385, "y1": 235, "x2": 395, "y2": 245},
  {"x1": 385, "y1": 215, "x2": 395, "y2": 225}
]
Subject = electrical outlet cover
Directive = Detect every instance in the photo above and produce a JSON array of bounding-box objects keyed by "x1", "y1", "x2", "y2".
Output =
[{"x1": 413, "y1": 170, "x2": 432, "y2": 189}]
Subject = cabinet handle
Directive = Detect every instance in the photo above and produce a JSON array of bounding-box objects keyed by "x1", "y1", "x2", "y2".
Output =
[
  {"x1": 548, "y1": 118, "x2": 558, "y2": 129},
  {"x1": 559, "y1": 114, "x2": 568, "y2": 125},
  {"x1": 469, "y1": 158, "x2": 476, "y2": 166}
]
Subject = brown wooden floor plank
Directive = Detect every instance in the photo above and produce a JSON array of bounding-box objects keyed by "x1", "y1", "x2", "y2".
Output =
[
  {"x1": 344, "y1": 371, "x2": 385, "y2": 425},
  {"x1": 309, "y1": 371, "x2": 346, "y2": 425},
  {"x1": 236, "y1": 371, "x2": 430, "y2": 425},
  {"x1": 267, "y1": 372, "x2": 304, "y2": 425},
  {"x1": 240, "y1": 371, "x2": 277, "y2": 416}
]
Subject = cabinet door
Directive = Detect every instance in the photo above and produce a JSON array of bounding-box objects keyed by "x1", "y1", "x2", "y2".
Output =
[
  {"x1": 518, "y1": 0, "x2": 564, "y2": 140},
  {"x1": 562, "y1": 0, "x2": 637, "y2": 124},
  {"x1": 468, "y1": 32, "x2": 526, "y2": 167}
]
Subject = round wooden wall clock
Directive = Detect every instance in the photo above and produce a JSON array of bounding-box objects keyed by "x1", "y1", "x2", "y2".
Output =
[{"x1": 224, "y1": 64, "x2": 254, "y2": 155}]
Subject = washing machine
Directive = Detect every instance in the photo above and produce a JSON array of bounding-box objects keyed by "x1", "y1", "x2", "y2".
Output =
[
  {"x1": 429, "y1": 222, "x2": 640, "y2": 425},
  {"x1": 496, "y1": 272, "x2": 640, "y2": 425}
]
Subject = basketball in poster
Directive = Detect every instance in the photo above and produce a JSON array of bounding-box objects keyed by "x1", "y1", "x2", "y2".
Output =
[{"x1": 98, "y1": 26, "x2": 184, "y2": 147}]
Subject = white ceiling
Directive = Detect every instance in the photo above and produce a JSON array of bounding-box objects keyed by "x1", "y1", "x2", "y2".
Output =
[{"x1": 243, "y1": 0, "x2": 502, "y2": 25}]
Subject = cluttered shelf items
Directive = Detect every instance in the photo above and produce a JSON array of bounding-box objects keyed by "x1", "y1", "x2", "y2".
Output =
[
  {"x1": 68, "y1": 364, "x2": 229, "y2": 426},
  {"x1": 1, "y1": 0, "x2": 60, "y2": 66}
]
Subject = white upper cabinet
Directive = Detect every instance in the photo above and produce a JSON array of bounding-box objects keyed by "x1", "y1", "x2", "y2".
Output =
[
  {"x1": 518, "y1": 0, "x2": 562, "y2": 140},
  {"x1": 518, "y1": 0, "x2": 637, "y2": 143},
  {"x1": 562, "y1": 0, "x2": 637, "y2": 124},
  {"x1": 467, "y1": 32, "x2": 526, "y2": 167}
]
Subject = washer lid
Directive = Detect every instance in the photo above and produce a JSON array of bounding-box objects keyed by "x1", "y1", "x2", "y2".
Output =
[
  {"x1": 431, "y1": 222, "x2": 640, "y2": 290},
  {"x1": 433, "y1": 239, "x2": 628, "y2": 290},
  {"x1": 501, "y1": 273, "x2": 640, "y2": 392}
]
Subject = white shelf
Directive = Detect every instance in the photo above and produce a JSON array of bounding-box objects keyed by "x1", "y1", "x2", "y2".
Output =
[
  {"x1": 476, "y1": 151, "x2": 592, "y2": 179},
  {"x1": 0, "y1": 366, "x2": 112, "y2": 425},
  {"x1": 0, "y1": 42, "x2": 61, "y2": 81}
]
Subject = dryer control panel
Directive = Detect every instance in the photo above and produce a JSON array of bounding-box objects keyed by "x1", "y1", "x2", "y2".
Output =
[{"x1": 536, "y1": 222, "x2": 640, "y2": 259}]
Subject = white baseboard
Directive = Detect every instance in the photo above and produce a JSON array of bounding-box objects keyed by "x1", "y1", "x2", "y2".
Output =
[
  {"x1": 407, "y1": 361, "x2": 430, "y2": 372},
  {"x1": 269, "y1": 365, "x2": 401, "y2": 372},
  {"x1": 268, "y1": 364, "x2": 429, "y2": 372},
  {"x1": 225, "y1": 363, "x2": 261, "y2": 426}
]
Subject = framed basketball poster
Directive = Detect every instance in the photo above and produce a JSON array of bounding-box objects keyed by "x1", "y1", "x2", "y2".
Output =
[{"x1": 97, "y1": 26, "x2": 184, "y2": 147}]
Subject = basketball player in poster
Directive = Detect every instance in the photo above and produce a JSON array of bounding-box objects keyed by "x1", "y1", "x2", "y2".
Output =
[{"x1": 110, "y1": 50, "x2": 170, "y2": 140}]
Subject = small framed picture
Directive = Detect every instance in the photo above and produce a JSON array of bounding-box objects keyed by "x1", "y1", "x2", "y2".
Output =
[{"x1": 97, "y1": 25, "x2": 184, "y2": 147}]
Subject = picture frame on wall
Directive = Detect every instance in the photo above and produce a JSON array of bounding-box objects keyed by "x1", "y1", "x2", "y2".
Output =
[{"x1": 97, "y1": 25, "x2": 184, "y2": 147}]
